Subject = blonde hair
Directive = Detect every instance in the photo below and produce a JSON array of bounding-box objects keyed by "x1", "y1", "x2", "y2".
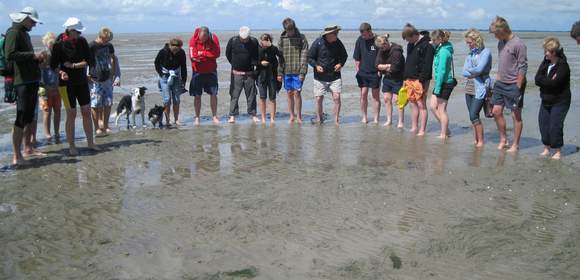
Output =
[
  {"x1": 375, "y1": 33, "x2": 390, "y2": 47},
  {"x1": 489, "y1": 16, "x2": 511, "y2": 34},
  {"x1": 42, "y1": 32, "x2": 56, "y2": 47},
  {"x1": 543, "y1": 37, "x2": 560, "y2": 52},
  {"x1": 98, "y1": 27, "x2": 113, "y2": 41},
  {"x1": 431, "y1": 29, "x2": 450, "y2": 43},
  {"x1": 464, "y1": 28, "x2": 485, "y2": 49}
]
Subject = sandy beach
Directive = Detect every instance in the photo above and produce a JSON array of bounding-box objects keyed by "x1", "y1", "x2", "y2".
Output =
[{"x1": 1, "y1": 31, "x2": 580, "y2": 279}]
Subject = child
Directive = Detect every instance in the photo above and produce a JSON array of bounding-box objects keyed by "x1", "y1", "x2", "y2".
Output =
[
  {"x1": 257, "y1": 34, "x2": 282, "y2": 123},
  {"x1": 39, "y1": 32, "x2": 62, "y2": 141}
]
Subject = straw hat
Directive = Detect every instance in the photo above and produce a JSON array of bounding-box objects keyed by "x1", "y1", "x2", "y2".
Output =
[
  {"x1": 321, "y1": 24, "x2": 341, "y2": 36},
  {"x1": 9, "y1": 7, "x2": 43, "y2": 24},
  {"x1": 63, "y1": 17, "x2": 86, "y2": 32}
]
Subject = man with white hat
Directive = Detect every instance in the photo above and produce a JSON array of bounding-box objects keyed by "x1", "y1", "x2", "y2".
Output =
[
  {"x1": 5, "y1": 7, "x2": 46, "y2": 165},
  {"x1": 225, "y1": 26, "x2": 260, "y2": 123}
]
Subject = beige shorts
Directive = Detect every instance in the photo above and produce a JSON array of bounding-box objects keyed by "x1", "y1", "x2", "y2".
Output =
[{"x1": 313, "y1": 79, "x2": 342, "y2": 97}]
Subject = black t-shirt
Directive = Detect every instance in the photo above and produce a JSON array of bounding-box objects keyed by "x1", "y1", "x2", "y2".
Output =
[
  {"x1": 50, "y1": 35, "x2": 92, "y2": 86},
  {"x1": 89, "y1": 41, "x2": 115, "y2": 82},
  {"x1": 353, "y1": 35, "x2": 378, "y2": 76}
]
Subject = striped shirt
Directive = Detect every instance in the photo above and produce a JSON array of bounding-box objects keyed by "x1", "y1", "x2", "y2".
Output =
[{"x1": 497, "y1": 35, "x2": 528, "y2": 84}]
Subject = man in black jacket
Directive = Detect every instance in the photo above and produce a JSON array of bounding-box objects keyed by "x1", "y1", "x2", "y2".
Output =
[
  {"x1": 226, "y1": 26, "x2": 260, "y2": 123},
  {"x1": 308, "y1": 25, "x2": 347, "y2": 125},
  {"x1": 402, "y1": 23, "x2": 434, "y2": 136},
  {"x1": 5, "y1": 7, "x2": 45, "y2": 165}
]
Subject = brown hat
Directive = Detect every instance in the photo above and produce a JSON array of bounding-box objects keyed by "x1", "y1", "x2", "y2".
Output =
[{"x1": 321, "y1": 24, "x2": 341, "y2": 36}]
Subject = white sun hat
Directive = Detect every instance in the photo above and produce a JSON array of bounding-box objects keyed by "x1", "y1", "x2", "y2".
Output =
[
  {"x1": 63, "y1": 17, "x2": 86, "y2": 32},
  {"x1": 239, "y1": 26, "x2": 250, "y2": 39},
  {"x1": 9, "y1": 7, "x2": 43, "y2": 24}
]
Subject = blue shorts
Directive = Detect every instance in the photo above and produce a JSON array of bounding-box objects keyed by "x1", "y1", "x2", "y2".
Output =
[
  {"x1": 159, "y1": 76, "x2": 184, "y2": 105},
  {"x1": 90, "y1": 80, "x2": 114, "y2": 108},
  {"x1": 492, "y1": 81, "x2": 525, "y2": 111},
  {"x1": 382, "y1": 79, "x2": 403, "y2": 94},
  {"x1": 189, "y1": 72, "x2": 218, "y2": 97},
  {"x1": 283, "y1": 74, "x2": 303, "y2": 91},
  {"x1": 356, "y1": 73, "x2": 380, "y2": 89}
]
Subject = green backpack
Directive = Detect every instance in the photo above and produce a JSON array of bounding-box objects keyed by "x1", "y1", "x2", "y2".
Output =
[{"x1": 0, "y1": 33, "x2": 14, "y2": 77}]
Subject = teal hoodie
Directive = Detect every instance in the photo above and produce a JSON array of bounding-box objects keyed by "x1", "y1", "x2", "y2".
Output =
[{"x1": 433, "y1": 42, "x2": 454, "y2": 95}]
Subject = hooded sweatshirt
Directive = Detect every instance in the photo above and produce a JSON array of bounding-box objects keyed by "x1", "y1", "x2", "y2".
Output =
[
  {"x1": 50, "y1": 33, "x2": 93, "y2": 86},
  {"x1": 188, "y1": 28, "x2": 220, "y2": 74},
  {"x1": 225, "y1": 36, "x2": 259, "y2": 72},
  {"x1": 404, "y1": 35, "x2": 435, "y2": 81},
  {"x1": 432, "y1": 42, "x2": 455, "y2": 95},
  {"x1": 375, "y1": 42, "x2": 405, "y2": 82},
  {"x1": 534, "y1": 51, "x2": 571, "y2": 105},
  {"x1": 4, "y1": 22, "x2": 41, "y2": 85},
  {"x1": 154, "y1": 44, "x2": 187, "y2": 85}
]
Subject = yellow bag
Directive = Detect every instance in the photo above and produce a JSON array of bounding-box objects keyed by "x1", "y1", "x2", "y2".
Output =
[{"x1": 397, "y1": 85, "x2": 408, "y2": 109}]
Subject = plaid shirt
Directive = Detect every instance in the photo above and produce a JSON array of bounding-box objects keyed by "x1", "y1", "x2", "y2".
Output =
[{"x1": 277, "y1": 30, "x2": 309, "y2": 76}]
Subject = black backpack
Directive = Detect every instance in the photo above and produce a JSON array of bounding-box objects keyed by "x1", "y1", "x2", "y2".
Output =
[{"x1": 0, "y1": 32, "x2": 14, "y2": 77}]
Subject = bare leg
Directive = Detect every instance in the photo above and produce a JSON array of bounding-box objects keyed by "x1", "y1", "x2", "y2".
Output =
[
  {"x1": 315, "y1": 96, "x2": 324, "y2": 123},
  {"x1": 436, "y1": 98, "x2": 449, "y2": 138},
  {"x1": 81, "y1": 105, "x2": 98, "y2": 150},
  {"x1": 418, "y1": 84, "x2": 429, "y2": 136},
  {"x1": 259, "y1": 99, "x2": 267, "y2": 123},
  {"x1": 12, "y1": 126, "x2": 25, "y2": 165},
  {"x1": 552, "y1": 148, "x2": 561, "y2": 160},
  {"x1": 409, "y1": 101, "x2": 419, "y2": 133},
  {"x1": 43, "y1": 109, "x2": 52, "y2": 139},
  {"x1": 333, "y1": 92, "x2": 341, "y2": 125},
  {"x1": 270, "y1": 99, "x2": 276, "y2": 123},
  {"x1": 475, "y1": 123, "x2": 484, "y2": 147},
  {"x1": 287, "y1": 91, "x2": 295, "y2": 123},
  {"x1": 383, "y1": 92, "x2": 393, "y2": 126},
  {"x1": 295, "y1": 91, "x2": 303, "y2": 123},
  {"x1": 103, "y1": 105, "x2": 112, "y2": 132},
  {"x1": 210, "y1": 95, "x2": 219, "y2": 124},
  {"x1": 53, "y1": 105, "x2": 61, "y2": 138},
  {"x1": 429, "y1": 95, "x2": 441, "y2": 123},
  {"x1": 91, "y1": 108, "x2": 102, "y2": 136},
  {"x1": 163, "y1": 103, "x2": 171, "y2": 126},
  {"x1": 540, "y1": 145, "x2": 550, "y2": 156},
  {"x1": 173, "y1": 104, "x2": 180, "y2": 125},
  {"x1": 371, "y1": 88, "x2": 380, "y2": 124},
  {"x1": 508, "y1": 109, "x2": 523, "y2": 153},
  {"x1": 66, "y1": 108, "x2": 78, "y2": 155},
  {"x1": 396, "y1": 94, "x2": 405, "y2": 128},
  {"x1": 360, "y1": 87, "x2": 369, "y2": 123},
  {"x1": 194, "y1": 95, "x2": 201, "y2": 125},
  {"x1": 493, "y1": 105, "x2": 509, "y2": 150}
]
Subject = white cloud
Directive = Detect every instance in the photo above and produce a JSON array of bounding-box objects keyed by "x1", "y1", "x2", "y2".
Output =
[
  {"x1": 468, "y1": 8, "x2": 486, "y2": 21},
  {"x1": 278, "y1": 0, "x2": 311, "y2": 12}
]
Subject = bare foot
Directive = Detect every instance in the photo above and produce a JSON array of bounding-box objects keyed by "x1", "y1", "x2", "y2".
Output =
[
  {"x1": 397, "y1": 123, "x2": 404, "y2": 129},
  {"x1": 12, "y1": 157, "x2": 29, "y2": 166},
  {"x1": 95, "y1": 129, "x2": 104, "y2": 137},
  {"x1": 228, "y1": 116, "x2": 236, "y2": 123},
  {"x1": 69, "y1": 147, "x2": 78, "y2": 156},
  {"x1": 270, "y1": 118, "x2": 275, "y2": 124},
  {"x1": 261, "y1": 117, "x2": 267, "y2": 123},
  {"x1": 416, "y1": 131, "x2": 425, "y2": 137},
  {"x1": 383, "y1": 121, "x2": 392, "y2": 127},
  {"x1": 288, "y1": 117, "x2": 295, "y2": 124},
  {"x1": 175, "y1": 120, "x2": 182, "y2": 126},
  {"x1": 194, "y1": 117, "x2": 201, "y2": 126},
  {"x1": 410, "y1": 127, "x2": 417, "y2": 133},
  {"x1": 361, "y1": 118, "x2": 368, "y2": 124},
  {"x1": 551, "y1": 152, "x2": 561, "y2": 160},
  {"x1": 45, "y1": 134, "x2": 53, "y2": 141},
  {"x1": 105, "y1": 128, "x2": 112, "y2": 134},
  {"x1": 26, "y1": 149, "x2": 47, "y2": 157},
  {"x1": 437, "y1": 134, "x2": 448, "y2": 139},
  {"x1": 212, "y1": 116, "x2": 220, "y2": 124},
  {"x1": 372, "y1": 119, "x2": 379, "y2": 124},
  {"x1": 296, "y1": 118, "x2": 303, "y2": 124},
  {"x1": 475, "y1": 142, "x2": 484, "y2": 148},
  {"x1": 540, "y1": 148, "x2": 550, "y2": 157},
  {"x1": 507, "y1": 145, "x2": 519, "y2": 153},
  {"x1": 252, "y1": 116, "x2": 260, "y2": 123},
  {"x1": 497, "y1": 141, "x2": 509, "y2": 150}
]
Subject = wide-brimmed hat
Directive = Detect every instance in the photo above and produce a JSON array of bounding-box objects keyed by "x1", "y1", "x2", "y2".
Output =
[
  {"x1": 321, "y1": 24, "x2": 341, "y2": 36},
  {"x1": 9, "y1": 7, "x2": 43, "y2": 24},
  {"x1": 63, "y1": 17, "x2": 86, "y2": 32}
]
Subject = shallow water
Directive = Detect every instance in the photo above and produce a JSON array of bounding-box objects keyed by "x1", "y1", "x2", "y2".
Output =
[{"x1": 1, "y1": 31, "x2": 580, "y2": 279}]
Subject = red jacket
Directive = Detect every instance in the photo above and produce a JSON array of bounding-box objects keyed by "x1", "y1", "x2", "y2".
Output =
[{"x1": 188, "y1": 28, "x2": 220, "y2": 74}]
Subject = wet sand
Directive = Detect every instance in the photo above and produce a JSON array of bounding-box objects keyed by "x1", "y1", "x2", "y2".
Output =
[{"x1": 1, "y1": 31, "x2": 580, "y2": 279}]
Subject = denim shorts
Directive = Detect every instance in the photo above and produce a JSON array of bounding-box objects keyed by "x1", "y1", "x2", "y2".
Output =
[
  {"x1": 189, "y1": 72, "x2": 218, "y2": 97},
  {"x1": 90, "y1": 79, "x2": 114, "y2": 108},
  {"x1": 159, "y1": 76, "x2": 184, "y2": 105},
  {"x1": 382, "y1": 79, "x2": 403, "y2": 94},
  {"x1": 283, "y1": 74, "x2": 303, "y2": 91}
]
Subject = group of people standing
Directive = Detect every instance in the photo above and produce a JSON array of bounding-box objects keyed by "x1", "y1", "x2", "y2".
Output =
[{"x1": 2, "y1": 6, "x2": 580, "y2": 166}]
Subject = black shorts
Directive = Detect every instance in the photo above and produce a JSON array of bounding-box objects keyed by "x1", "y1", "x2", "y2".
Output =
[
  {"x1": 60, "y1": 83, "x2": 90, "y2": 109},
  {"x1": 433, "y1": 83, "x2": 455, "y2": 101},
  {"x1": 15, "y1": 82, "x2": 39, "y2": 128},
  {"x1": 356, "y1": 73, "x2": 380, "y2": 89}
]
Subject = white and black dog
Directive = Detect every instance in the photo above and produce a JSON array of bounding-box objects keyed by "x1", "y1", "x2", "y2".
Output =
[
  {"x1": 113, "y1": 87, "x2": 147, "y2": 129},
  {"x1": 148, "y1": 105, "x2": 164, "y2": 128}
]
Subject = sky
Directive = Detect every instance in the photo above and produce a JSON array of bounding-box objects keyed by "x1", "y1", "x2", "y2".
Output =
[{"x1": 0, "y1": 0, "x2": 578, "y2": 35}]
